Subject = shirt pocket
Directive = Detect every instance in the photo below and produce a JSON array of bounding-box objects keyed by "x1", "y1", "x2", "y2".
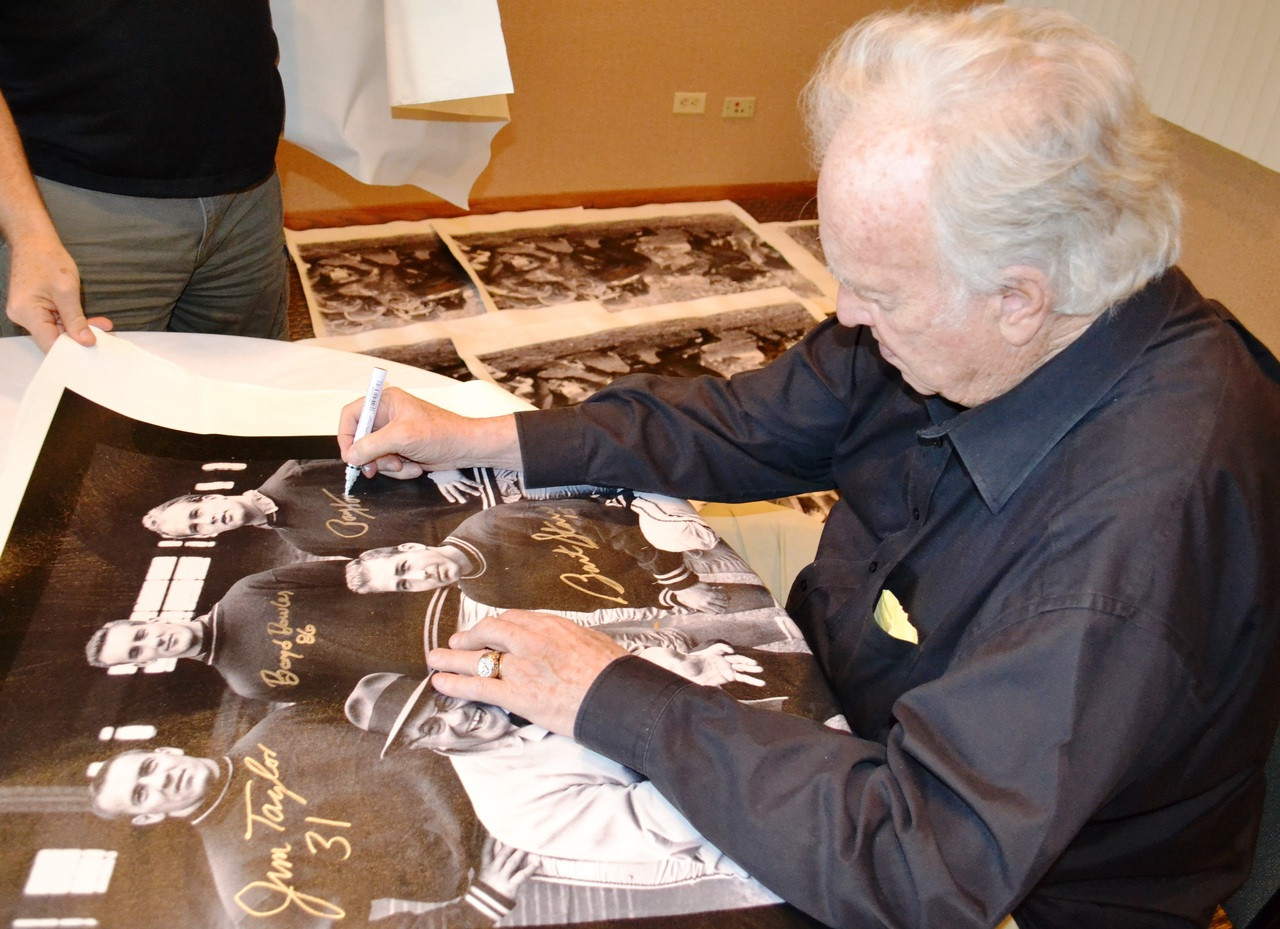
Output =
[{"x1": 788, "y1": 559, "x2": 920, "y2": 739}]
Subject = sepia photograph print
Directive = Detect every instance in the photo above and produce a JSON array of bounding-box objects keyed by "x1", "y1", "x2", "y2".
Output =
[
  {"x1": 358, "y1": 338, "x2": 476, "y2": 384},
  {"x1": 434, "y1": 203, "x2": 829, "y2": 315},
  {"x1": 304, "y1": 315, "x2": 482, "y2": 384},
  {"x1": 0, "y1": 345, "x2": 838, "y2": 928},
  {"x1": 771, "y1": 221, "x2": 826, "y2": 267},
  {"x1": 474, "y1": 301, "x2": 823, "y2": 409},
  {"x1": 287, "y1": 222, "x2": 487, "y2": 337}
]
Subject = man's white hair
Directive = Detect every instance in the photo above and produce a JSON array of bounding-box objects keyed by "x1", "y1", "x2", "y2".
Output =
[{"x1": 803, "y1": 4, "x2": 1181, "y2": 319}]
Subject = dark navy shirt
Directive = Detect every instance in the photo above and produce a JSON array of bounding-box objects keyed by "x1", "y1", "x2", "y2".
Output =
[{"x1": 518, "y1": 268, "x2": 1280, "y2": 929}]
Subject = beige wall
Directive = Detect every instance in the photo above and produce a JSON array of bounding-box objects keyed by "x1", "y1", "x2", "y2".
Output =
[
  {"x1": 279, "y1": 1, "x2": 959, "y2": 215},
  {"x1": 1008, "y1": 0, "x2": 1280, "y2": 175}
]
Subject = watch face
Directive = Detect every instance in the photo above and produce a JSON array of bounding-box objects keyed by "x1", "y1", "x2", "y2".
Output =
[{"x1": 476, "y1": 653, "x2": 499, "y2": 678}]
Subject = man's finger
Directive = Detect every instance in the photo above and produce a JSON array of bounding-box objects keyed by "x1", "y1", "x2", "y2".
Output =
[
  {"x1": 349, "y1": 422, "x2": 417, "y2": 472},
  {"x1": 428, "y1": 667, "x2": 508, "y2": 706},
  {"x1": 368, "y1": 452, "x2": 422, "y2": 480},
  {"x1": 28, "y1": 321, "x2": 60, "y2": 353},
  {"x1": 445, "y1": 615, "x2": 518, "y2": 652},
  {"x1": 62, "y1": 312, "x2": 99, "y2": 346},
  {"x1": 428, "y1": 645, "x2": 502, "y2": 679}
]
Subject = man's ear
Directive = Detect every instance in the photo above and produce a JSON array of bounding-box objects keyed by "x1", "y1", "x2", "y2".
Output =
[
  {"x1": 132, "y1": 812, "x2": 166, "y2": 827},
  {"x1": 996, "y1": 266, "x2": 1051, "y2": 347},
  {"x1": 397, "y1": 542, "x2": 427, "y2": 552}
]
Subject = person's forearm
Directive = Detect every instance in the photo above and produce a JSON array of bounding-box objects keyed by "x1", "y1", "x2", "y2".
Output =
[
  {"x1": 0, "y1": 87, "x2": 95, "y2": 349},
  {"x1": 513, "y1": 326, "x2": 854, "y2": 501},
  {"x1": 470, "y1": 413, "x2": 523, "y2": 471},
  {"x1": 0, "y1": 91, "x2": 58, "y2": 246},
  {"x1": 339, "y1": 391, "x2": 524, "y2": 480}
]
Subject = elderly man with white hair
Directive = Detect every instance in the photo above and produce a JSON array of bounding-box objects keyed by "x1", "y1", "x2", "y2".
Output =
[{"x1": 339, "y1": 7, "x2": 1280, "y2": 928}]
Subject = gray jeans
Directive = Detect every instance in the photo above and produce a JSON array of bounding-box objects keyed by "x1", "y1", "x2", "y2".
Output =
[{"x1": 1, "y1": 173, "x2": 289, "y2": 339}]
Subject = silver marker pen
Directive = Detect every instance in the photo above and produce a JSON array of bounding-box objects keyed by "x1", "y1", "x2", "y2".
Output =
[{"x1": 345, "y1": 366, "x2": 388, "y2": 496}]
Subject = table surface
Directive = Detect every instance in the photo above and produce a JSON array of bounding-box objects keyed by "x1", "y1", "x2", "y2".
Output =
[{"x1": 0, "y1": 331, "x2": 460, "y2": 468}]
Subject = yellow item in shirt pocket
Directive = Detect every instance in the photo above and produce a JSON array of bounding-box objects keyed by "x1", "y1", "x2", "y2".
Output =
[{"x1": 874, "y1": 588, "x2": 918, "y2": 644}]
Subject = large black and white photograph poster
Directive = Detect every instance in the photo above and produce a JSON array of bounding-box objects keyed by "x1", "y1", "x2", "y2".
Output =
[{"x1": 0, "y1": 338, "x2": 837, "y2": 928}]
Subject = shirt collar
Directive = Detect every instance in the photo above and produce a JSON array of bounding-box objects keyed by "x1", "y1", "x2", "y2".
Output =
[
  {"x1": 244, "y1": 488, "x2": 278, "y2": 524},
  {"x1": 918, "y1": 268, "x2": 1186, "y2": 512},
  {"x1": 201, "y1": 610, "x2": 218, "y2": 665},
  {"x1": 189, "y1": 755, "x2": 234, "y2": 825},
  {"x1": 443, "y1": 537, "x2": 487, "y2": 579}
]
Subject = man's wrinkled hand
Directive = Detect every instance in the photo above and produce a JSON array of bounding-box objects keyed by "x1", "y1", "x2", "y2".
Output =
[
  {"x1": 427, "y1": 610, "x2": 627, "y2": 737},
  {"x1": 338, "y1": 386, "x2": 521, "y2": 482}
]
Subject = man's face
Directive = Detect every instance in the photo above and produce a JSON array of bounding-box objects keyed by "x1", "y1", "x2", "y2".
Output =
[
  {"x1": 398, "y1": 693, "x2": 514, "y2": 754},
  {"x1": 95, "y1": 749, "x2": 218, "y2": 824},
  {"x1": 150, "y1": 494, "x2": 254, "y2": 538},
  {"x1": 359, "y1": 544, "x2": 464, "y2": 593},
  {"x1": 98, "y1": 620, "x2": 201, "y2": 665},
  {"x1": 818, "y1": 118, "x2": 1009, "y2": 409}
]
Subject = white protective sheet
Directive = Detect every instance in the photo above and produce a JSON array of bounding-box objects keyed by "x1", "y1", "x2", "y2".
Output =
[{"x1": 271, "y1": 0, "x2": 512, "y2": 207}]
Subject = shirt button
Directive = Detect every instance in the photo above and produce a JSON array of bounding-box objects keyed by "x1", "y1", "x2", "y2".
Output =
[
  {"x1": 869, "y1": 561, "x2": 879, "y2": 573},
  {"x1": 912, "y1": 507, "x2": 921, "y2": 521}
]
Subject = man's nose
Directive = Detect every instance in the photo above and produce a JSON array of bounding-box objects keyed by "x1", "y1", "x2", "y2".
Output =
[{"x1": 836, "y1": 288, "x2": 874, "y2": 327}]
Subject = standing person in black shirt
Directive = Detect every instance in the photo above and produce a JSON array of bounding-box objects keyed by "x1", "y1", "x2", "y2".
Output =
[
  {"x1": 339, "y1": 6, "x2": 1280, "y2": 928},
  {"x1": 0, "y1": 1, "x2": 287, "y2": 350}
]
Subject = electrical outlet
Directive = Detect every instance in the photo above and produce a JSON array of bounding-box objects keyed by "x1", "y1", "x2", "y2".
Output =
[
  {"x1": 722, "y1": 96, "x2": 756, "y2": 118},
  {"x1": 673, "y1": 92, "x2": 706, "y2": 115}
]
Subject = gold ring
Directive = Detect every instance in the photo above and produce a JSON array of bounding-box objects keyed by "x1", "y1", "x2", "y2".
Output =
[{"x1": 475, "y1": 649, "x2": 503, "y2": 680}]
